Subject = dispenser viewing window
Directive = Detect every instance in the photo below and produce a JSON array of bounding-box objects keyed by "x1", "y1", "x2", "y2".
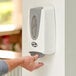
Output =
[{"x1": 25, "y1": 6, "x2": 56, "y2": 57}]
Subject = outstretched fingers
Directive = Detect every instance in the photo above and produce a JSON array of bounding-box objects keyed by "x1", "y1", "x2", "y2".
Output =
[{"x1": 33, "y1": 62, "x2": 44, "y2": 70}]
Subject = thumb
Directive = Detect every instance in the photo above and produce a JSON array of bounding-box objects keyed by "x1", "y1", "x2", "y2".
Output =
[{"x1": 33, "y1": 54, "x2": 39, "y2": 61}]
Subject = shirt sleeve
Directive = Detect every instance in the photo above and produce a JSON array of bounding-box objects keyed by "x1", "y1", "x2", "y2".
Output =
[{"x1": 0, "y1": 60, "x2": 8, "y2": 76}]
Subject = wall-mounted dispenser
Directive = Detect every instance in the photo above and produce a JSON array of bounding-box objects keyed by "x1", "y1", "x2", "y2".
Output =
[{"x1": 26, "y1": 6, "x2": 56, "y2": 58}]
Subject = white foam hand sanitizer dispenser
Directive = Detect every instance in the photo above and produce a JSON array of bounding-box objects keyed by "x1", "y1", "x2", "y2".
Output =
[{"x1": 26, "y1": 6, "x2": 56, "y2": 58}]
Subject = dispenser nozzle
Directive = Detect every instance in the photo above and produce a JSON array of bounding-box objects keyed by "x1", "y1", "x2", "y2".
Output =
[{"x1": 29, "y1": 51, "x2": 45, "y2": 58}]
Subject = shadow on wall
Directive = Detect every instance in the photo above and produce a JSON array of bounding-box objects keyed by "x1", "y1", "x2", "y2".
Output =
[{"x1": 35, "y1": 55, "x2": 55, "y2": 76}]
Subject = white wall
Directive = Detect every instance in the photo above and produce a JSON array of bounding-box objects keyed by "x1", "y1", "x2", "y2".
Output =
[{"x1": 22, "y1": 0, "x2": 65, "y2": 76}]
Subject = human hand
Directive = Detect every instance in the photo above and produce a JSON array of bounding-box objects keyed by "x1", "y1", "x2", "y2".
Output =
[{"x1": 20, "y1": 55, "x2": 44, "y2": 71}]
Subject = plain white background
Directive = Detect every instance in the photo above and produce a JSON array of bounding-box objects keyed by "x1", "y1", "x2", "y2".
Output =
[{"x1": 22, "y1": 0, "x2": 65, "y2": 76}]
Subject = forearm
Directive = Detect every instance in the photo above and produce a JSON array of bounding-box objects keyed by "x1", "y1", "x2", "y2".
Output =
[
  {"x1": 0, "y1": 55, "x2": 43, "y2": 74},
  {"x1": 5, "y1": 58, "x2": 24, "y2": 71}
]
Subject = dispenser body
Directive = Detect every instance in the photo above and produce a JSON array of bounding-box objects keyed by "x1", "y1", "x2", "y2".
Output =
[{"x1": 26, "y1": 6, "x2": 56, "y2": 55}]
